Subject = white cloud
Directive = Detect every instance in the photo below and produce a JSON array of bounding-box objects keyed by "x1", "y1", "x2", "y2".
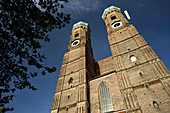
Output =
[
  {"x1": 33, "y1": 0, "x2": 103, "y2": 15},
  {"x1": 65, "y1": 0, "x2": 103, "y2": 12}
]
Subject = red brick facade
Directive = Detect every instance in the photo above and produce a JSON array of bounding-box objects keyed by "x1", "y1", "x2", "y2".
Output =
[{"x1": 51, "y1": 6, "x2": 170, "y2": 113}]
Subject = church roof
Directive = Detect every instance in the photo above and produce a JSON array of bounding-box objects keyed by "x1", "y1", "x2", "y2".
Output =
[{"x1": 102, "y1": 6, "x2": 121, "y2": 19}]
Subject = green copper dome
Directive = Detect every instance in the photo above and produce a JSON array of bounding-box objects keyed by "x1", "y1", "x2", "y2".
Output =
[
  {"x1": 72, "y1": 21, "x2": 88, "y2": 32},
  {"x1": 73, "y1": 21, "x2": 88, "y2": 28},
  {"x1": 102, "y1": 6, "x2": 121, "y2": 19}
]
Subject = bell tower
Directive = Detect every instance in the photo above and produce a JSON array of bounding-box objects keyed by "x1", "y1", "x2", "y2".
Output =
[
  {"x1": 50, "y1": 22, "x2": 96, "y2": 113},
  {"x1": 102, "y1": 6, "x2": 129, "y2": 35},
  {"x1": 101, "y1": 6, "x2": 170, "y2": 113}
]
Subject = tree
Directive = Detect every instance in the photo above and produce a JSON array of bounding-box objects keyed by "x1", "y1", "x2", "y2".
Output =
[{"x1": 0, "y1": 0, "x2": 71, "y2": 112}]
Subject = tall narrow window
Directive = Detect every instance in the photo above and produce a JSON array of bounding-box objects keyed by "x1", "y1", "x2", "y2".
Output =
[
  {"x1": 68, "y1": 77, "x2": 73, "y2": 84},
  {"x1": 99, "y1": 83, "x2": 114, "y2": 113}
]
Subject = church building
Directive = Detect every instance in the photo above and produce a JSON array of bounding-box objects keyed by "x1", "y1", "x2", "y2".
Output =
[{"x1": 50, "y1": 6, "x2": 170, "y2": 113}]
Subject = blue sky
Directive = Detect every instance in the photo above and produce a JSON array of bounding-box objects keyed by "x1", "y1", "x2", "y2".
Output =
[{"x1": 9, "y1": 0, "x2": 170, "y2": 113}]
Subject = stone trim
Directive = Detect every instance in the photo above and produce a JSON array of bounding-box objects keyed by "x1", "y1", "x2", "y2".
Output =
[
  {"x1": 126, "y1": 107, "x2": 141, "y2": 113},
  {"x1": 111, "y1": 44, "x2": 150, "y2": 58},
  {"x1": 109, "y1": 33, "x2": 140, "y2": 47}
]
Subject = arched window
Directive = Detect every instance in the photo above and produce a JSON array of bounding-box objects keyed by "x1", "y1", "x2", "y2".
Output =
[
  {"x1": 130, "y1": 55, "x2": 137, "y2": 62},
  {"x1": 111, "y1": 15, "x2": 116, "y2": 20},
  {"x1": 68, "y1": 77, "x2": 73, "y2": 84},
  {"x1": 74, "y1": 33, "x2": 79, "y2": 37},
  {"x1": 99, "y1": 83, "x2": 114, "y2": 113},
  {"x1": 153, "y1": 101, "x2": 159, "y2": 108}
]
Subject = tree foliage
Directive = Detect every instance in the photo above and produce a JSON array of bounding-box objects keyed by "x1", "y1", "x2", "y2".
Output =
[{"x1": 0, "y1": 0, "x2": 71, "y2": 112}]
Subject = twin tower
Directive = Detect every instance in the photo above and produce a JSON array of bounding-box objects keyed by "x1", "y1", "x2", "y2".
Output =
[{"x1": 51, "y1": 6, "x2": 170, "y2": 113}]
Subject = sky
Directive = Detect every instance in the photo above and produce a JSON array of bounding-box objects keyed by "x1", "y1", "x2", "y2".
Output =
[{"x1": 9, "y1": 0, "x2": 170, "y2": 113}]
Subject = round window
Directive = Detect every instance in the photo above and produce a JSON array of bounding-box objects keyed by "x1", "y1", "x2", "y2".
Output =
[
  {"x1": 71, "y1": 40, "x2": 80, "y2": 47},
  {"x1": 112, "y1": 21, "x2": 122, "y2": 28}
]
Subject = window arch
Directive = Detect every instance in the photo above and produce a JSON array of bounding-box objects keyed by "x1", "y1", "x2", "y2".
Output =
[{"x1": 99, "y1": 82, "x2": 114, "y2": 113}]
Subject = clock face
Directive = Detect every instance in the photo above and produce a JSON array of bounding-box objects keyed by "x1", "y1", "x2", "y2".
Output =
[
  {"x1": 71, "y1": 39, "x2": 80, "y2": 47},
  {"x1": 112, "y1": 21, "x2": 122, "y2": 28}
]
